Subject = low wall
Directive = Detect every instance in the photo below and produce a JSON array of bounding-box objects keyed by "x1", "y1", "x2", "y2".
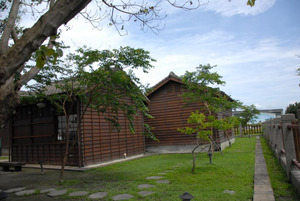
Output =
[{"x1": 262, "y1": 111, "x2": 300, "y2": 195}]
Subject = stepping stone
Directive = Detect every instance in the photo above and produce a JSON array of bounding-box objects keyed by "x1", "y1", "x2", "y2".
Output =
[
  {"x1": 48, "y1": 189, "x2": 67, "y2": 197},
  {"x1": 0, "y1": 171, "x2": 11, "y2": 175},
  {"x1": 113, "y1": 194, "x2": 134, "y2": 200},
  {"x1": 156, "y1": 180, "x2": 170, "y2": 184},
  {"x1": 146, "y1": 176, "x2": 164, "y2": 180},
  {"x1": 138, "y1": 184, "x2": 154, "y2": 189},
  {"x1": 157, "y1": 172, "x2": 166, "y2": 175},
  {"x1": 5, "y1": 187, "x2": 26, "y2": 193},
  {"x1": 69, "y1": 191, "x2": 89, "y2": 197},
  {"x1": 40, "y1": 188, "x2": 56, "y2": 194},
  {"x1": 164, "y1": 170, "x2": 174, "y2": 172},
  {"x1": 138, "y1": 191, "x2": 154, "y2": 196},
  {"x1": 15, "y1": 190, "x2": 36, "y2": 196},
  {"x1": 223, "y1": 190, "x2": 235, "y2": 195},
  {"x1": 88, "y1": 192, "x2": 108, "y2": 199}
]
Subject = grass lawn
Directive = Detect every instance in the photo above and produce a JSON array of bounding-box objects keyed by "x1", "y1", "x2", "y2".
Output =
[
  {"x1": 0, "y1": 155, "x2": 8, "y2": 160},
  {"x1": 79, "y1": 137, "x2": 256, "y2": 201},
  {"x1": 260, "y1": 137, "x2": 300, "y2": 201}
]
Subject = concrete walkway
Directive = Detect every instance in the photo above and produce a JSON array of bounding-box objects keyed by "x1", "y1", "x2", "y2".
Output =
[{"x1": 253, "y1": 136, "x2": 275, "y2": 201}]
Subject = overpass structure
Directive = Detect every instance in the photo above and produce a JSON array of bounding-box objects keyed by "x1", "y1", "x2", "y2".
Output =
[{"x1": 233, "y1": 109, "x2": 283, "y2": 117}]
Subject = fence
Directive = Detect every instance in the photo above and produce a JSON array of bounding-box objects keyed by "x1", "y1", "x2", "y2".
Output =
[
  {"x1": 262, "y1": 111, "x2": 300, "y2": 194},
  {"x1": 234, "y1": 124, "x2": 262, "y2": 136}
]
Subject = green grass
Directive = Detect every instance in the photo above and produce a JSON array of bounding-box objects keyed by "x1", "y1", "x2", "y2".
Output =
[
  {"x1": 0, "y1": 155, "x2": 9, "y2": 160},
  {"x1": 83, "y1": 137, "x2": 256, "y2": 201},
  {"x1": 260, "y1": 137, "x2": 300, "y2": 201}
]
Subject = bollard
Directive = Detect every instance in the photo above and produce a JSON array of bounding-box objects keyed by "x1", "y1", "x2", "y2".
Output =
[
  {"x1": 207, "y1": 151, "x2": 212, "y2": 164},
  {"x1": 179, "y1": 192, "x2": 194, "y2": 201},
  {"x1": 39, "y1": 161, "x2": 44, "y2": 175}
]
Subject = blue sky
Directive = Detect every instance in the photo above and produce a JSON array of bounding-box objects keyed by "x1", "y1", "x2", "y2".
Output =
[{"x1": 21, "y1": 0, "x2": 300, "y2": 112}]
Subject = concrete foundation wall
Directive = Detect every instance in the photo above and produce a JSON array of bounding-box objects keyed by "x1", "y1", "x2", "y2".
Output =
[{"x1": 146, "y1": 137, "x2": 235, "y2": 154}]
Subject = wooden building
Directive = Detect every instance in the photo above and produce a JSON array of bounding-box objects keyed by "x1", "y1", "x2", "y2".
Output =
[
  {"x1": 4, "y1": 90, "x2": 144, "y2": 167},
  {"x1": 145, "y1": 72, "x2": 234, "y2": 153},
  {"x1": 0, "y1": 123, "x2": 10, "y2": 155}
]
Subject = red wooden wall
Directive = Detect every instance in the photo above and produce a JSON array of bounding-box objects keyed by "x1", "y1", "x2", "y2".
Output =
[
  {"x1": 145, "y1": 79, "x2": 233, "y2": 147},
  {"x1": 145, "y1": 80, "x2": 205, "y2": 146},
  {"x1": 11, "y1": 104, "x2": 80, "y2": 166},
  {"x1": 10, "y1": 100, "x2": 145, "y2": 167},
  {"x1": 81, "y1": 106, "x2": 145, "y2": 166}
]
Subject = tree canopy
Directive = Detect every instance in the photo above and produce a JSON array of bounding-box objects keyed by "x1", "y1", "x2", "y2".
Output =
[
  {"x1": 236, "y1": 104, "x2": 260, "y2": 126},
  {"x1": 285, "y1": 102, "x2": 300, "y2": 119}
]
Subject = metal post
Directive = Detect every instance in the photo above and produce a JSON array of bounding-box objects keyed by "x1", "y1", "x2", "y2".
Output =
[{"x1": 39, "y1": 161, "x2": 44, "y2": 175}]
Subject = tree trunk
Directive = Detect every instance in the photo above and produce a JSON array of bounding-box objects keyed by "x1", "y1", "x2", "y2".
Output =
[
  {"x1": 191, "y1": 144, "x2": 201, "y2": 174},
  {"x1": 0, "y1": 80, "x2": 20, "y2": 129}
]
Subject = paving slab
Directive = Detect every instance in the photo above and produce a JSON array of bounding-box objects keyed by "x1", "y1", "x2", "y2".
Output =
[
  {"x1": 113, "y1": 193, "x2": 134, "y2": 200},
  {"x1": 40, "y1": 188, "x2": 56, "y2": 194},
  {"x1": 4, "y1": 187, "x2": 26, "y2": 193},
  {"x1": 88, "y1": 192, "x2": 108, "y2": 199},
  {"x1": 68, "y1": 191, "x2": 89, "y2": 197},
  {"x1": 138, "y1": 191, "x2": 154, "y2": 196},
  {"x1": 48, "y1": 189, "x2": 68, "y2": 197},
  {"x1": 15, "y1": 189, "x2": 36, "y2": 196},
  {"x1": 146, "y1": 176, "x2": 164, "y2": 180},
  {"x1": 156, "y1": 180, "x2": 170, "y2": 184},
  {"x1": 138, "y1": 184, "x2": 154, "y2": 189},
  {"x1": 223, "y1": 190, "x2": 235, "y2": 195}
]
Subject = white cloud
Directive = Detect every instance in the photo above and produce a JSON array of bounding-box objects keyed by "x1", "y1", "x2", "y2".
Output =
[{"x1": 201, "y1": 0, "x2": 276, "y2": 16}]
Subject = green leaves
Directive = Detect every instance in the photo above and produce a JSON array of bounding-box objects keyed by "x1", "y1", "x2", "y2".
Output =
[
  {"x1": 35, "y1": 45, "x2": 63, "y2": 68},
  {"x1": 236, "y1": 104, "x2": 260, "y2": 126},
  {"x1": 179, "y1": 64, "x2": 242, "y2": 142},
  {"x1": 181, "y1": 64, "x2": 241, "y2": 113},
  {"x1": 247, "y1": 0, "x2": 256, "y2": 7},
  {"x1": 178, "y1": 111, "x2": 214, "y2": 142}
]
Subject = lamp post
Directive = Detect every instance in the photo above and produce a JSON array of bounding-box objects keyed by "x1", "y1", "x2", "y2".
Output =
[{"x1": 179, "y1": 192, "x2": 194, "y2": 201}]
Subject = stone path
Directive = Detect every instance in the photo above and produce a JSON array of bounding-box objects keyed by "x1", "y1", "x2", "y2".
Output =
[
  {"x1": 253, "y1": 136, "x2": 275, "y2": 201},
  {"x1": 2, "y1": 163, "x2": 176, "y2": 200}
]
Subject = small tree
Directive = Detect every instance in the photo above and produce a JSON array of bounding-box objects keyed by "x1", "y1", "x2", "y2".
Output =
[
  {"x1": 29, "y1": 46, "x2": 156, "y2": 181},
  {"x1": 178, "y1": 111, "x2": 214, "y2": 173},
  {"x1": 178, "y1": 64, "x2": 241, "y2": 173},
  {"x1": 236, "y1": 104, "x2": 260, "y2": 126}
]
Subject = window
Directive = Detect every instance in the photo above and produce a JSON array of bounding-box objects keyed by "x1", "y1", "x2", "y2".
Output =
[{"x1": 57, "y1": 114, "x2": 78, "y2": 141}]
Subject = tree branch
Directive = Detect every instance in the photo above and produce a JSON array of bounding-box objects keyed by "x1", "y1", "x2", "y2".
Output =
[
  {"x1": 10, "y1": 27, "x2": 19, "y2": 43},
  {"x1": 0, "y1": 0, "x2": 20, "y2": 55},
  {"x1": 0, "y1": 0, "x2": 91, "y2": 87}
]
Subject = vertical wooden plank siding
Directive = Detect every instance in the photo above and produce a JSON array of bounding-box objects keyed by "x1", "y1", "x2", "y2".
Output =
[
  {"x1": 81, "y1": 105, "x2": 145, "y2": 166},
  {"x1": 145, "y1": 81, "x2": 204, "y2": 146},
  {"x1": 145, "y1": 80, "x2": 232, "y2": 146},
  {"x1": 10, "y1": 104, "x2": 79, "y2": 166}
]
